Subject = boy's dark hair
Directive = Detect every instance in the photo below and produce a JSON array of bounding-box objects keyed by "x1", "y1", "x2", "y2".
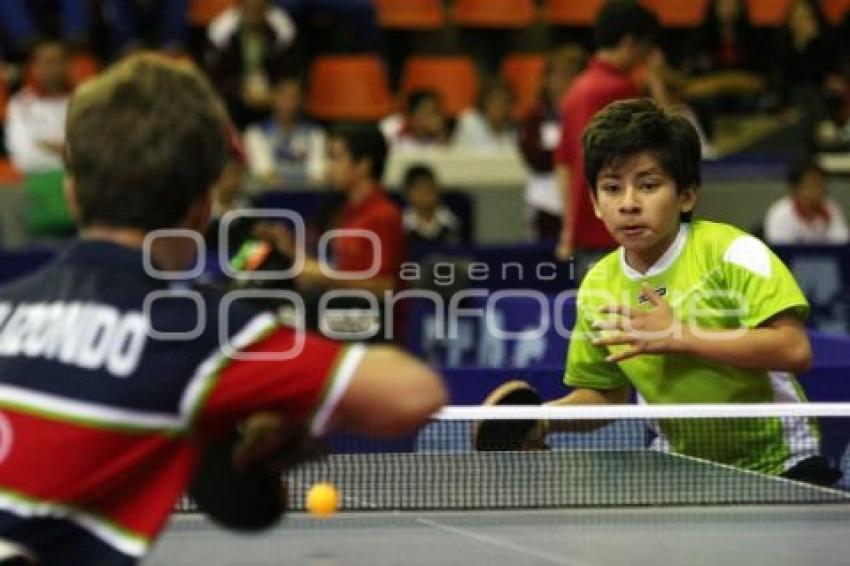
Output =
[
  {"x1": 407, "y1": 90, "x2": 441, "y2": 113},
  {"x1": 787, "y1": 159, "x2": 825, "y2": 189},
  {"x1": 66, "y1": 53, "x2": 228, "y2": 231},
  {"x1": 594, "y1": 0, "x2": 659, "y2": 50},
  {"x1": 29, "y1": 38, "x2": 69, "y2": 59},
  {"x1": 330, "y1": 123, "x2": 388, "y2": 182},
  {"x1": 478, "y1": 78, "x2": 514, "y2": 109},
  {"x1": 403, "y1": 163, "x2": 437, "y2": 191},
  {"x1": 582, "y1": 98, "x2": 701, "y2": 220}
]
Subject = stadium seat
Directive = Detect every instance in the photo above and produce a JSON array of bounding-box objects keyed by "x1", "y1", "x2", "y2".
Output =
[
  {"x1": 452, "y1": 0, "x2": 537, "y2": 28},
  {"x1": 374, "y1": 0, "x2": 444, "y2": 29},
  {"x1": 188, "y1": 0, "x2": 235, "y2": 26},
  {"x1": 0, "y1": 159, "x2": 23, "y2": 185},
  {"x1": 307, "y1": 55, "x2": 393, "y2": 121},
  {"x1": 400, "y1": 56, "x2": 479, "y2": 117},
  {"x1": 640, "y1": 0, "x2": 709, "y2": 27},
  {"x1": 501, "y1": 53, "x2": 546, "y2": 120},
  {"x1": 745, "y1": 0, "x2": 792, "y2": 26},
  {"x1": 541, "y1": 0, "x2": 605, "y2": 25},
  {"x1": 822, "y1": 0, "x2": 850, "y2": 25}
]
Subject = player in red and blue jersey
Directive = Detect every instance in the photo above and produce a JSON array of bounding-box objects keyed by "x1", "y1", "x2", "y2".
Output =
[{"x1": 0, "y1": 53, "x2": 446, "y2": 565}]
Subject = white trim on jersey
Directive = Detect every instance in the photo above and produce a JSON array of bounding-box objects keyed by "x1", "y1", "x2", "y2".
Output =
[
  {"x1": 619, "y1": 223, "x2": 690, "y2": 280},
  {"x1": 0, "y1": 385, "x2": 182, "y2": 432},
  {"x1": 179, "y1": 311, "x2": 279, "y2": 427},
  {"x1": 309, "y1": 344, "x2": 367, "y2": 436},
  {"x1": 0, "y1": 491, "x2": 148, "y2": 558},
  {"x1": 768, "y1": 370, "x2": 820, "y2": 471}
]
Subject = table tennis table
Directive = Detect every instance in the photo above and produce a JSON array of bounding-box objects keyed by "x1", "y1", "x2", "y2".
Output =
[{"x1": 149, "y1": 449, "x2": 850, "y2": 566}]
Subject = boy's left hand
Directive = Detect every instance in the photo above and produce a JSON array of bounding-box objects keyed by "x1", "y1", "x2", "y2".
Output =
[{"x1": 591, "y1": 284, "x2": 683, "y2": 363}]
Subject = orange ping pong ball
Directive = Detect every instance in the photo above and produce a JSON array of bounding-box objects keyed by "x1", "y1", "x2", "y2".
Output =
[{"x1": 306, "y1": 482, "x2": 339, "y2": 518}]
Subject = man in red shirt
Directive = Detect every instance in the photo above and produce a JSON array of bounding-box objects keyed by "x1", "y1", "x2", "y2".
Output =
[
  {"x1": 259, "y1": 124, "x2": 406, "y2": 340},
  {"x1": 554, "y1": 0, "x2": 669, "y2": 272}
]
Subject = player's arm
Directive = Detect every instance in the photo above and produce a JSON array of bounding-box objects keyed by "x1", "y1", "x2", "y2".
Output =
[
  {"x1": 544, "y1": 384, "x2": 630, "y2": 433},
  {"x1": 254, "y1": 222, "x2": 398, "y2": 294},
  {"x1": 675, "y1": 311, "x2": 811, "y2": 374},
  {"x1": 324, "y1": 346, "x2": 447, "y2": 436},
  {"x1": 592, "y1": 285, "x2": 812, "y2": 373},
  {"x1": 297, "y1": 258, "x2": 396, "y2": 294}
]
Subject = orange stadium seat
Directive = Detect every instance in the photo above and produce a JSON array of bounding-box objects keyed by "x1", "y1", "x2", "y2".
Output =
[
  {"x1": 822, "y1": 0, "x2": 850, "y2": 25},
  {"x1": 400, "y1": 56, "x2": 479, "y2": 117},
  {"x1": 501, "y1": 53, "x2": 546, "y2": 119},
  {"x1": 640, "y1": 0, "x2": 709, "y2": 27},
  {"x1": 542, "y1": 0, "x2": 605, "y2": 25},
  {"x1": 307, "y1": 55, "x2": 393, "y2": 121},
  {"x1": 453, "y1": 0, "x2": 537, "y2": 28},
  {"x1": 188, "y1": 0, "x2": 235, "y2": 26},
  {"x1": 374, "y1": 0, "x2": 444, "y2": 29},
  {"x1": 746, "y1": 0, "x2": 793, "y2": 26},
  {"x1": 0, "y1": 159, "x2": 23, "y2": 185}
]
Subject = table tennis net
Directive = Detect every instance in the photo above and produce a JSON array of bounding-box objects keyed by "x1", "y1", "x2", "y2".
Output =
[{"x1": 177, "y1": 404, "x2": 850, "y2": 513}]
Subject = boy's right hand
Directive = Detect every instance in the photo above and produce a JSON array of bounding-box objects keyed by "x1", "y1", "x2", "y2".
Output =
[{"x1": 254, "y1": 222, "x2": 296, "y2": 259}]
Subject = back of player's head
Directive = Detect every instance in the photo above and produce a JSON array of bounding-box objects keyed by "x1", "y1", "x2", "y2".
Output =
[
  {"x1": 65, "y1": 53, "x2": 229, "y2": 231},
  {"x1": 594, "y1": 0, "x2": 660, "y2": 49},
  {"x1": 329, "y1": 123, "x2": 388, "y2": 182},
  {"x1": 582, "y1": 98, "x2": 702, "y2": 195}
]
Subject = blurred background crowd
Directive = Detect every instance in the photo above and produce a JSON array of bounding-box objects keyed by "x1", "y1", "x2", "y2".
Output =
[{"x1": 0, "y1": 1, "x2": 848, "y2": 341}]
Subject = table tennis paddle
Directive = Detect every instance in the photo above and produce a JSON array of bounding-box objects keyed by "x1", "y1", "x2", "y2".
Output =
[
  {"x1": 472, "y1": 380, "x2": 548, "y2": 451},
  {"x1": 189, "y1": 413, "x2": 326, "y2": 532},
  {"x1": 189, "y1": 427, "x2": 286, "y2": 532}
]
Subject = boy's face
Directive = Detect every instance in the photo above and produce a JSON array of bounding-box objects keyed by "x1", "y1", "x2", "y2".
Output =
[
  {"x1": 411, "y1": 98, "x2": 445, "y2": 138},
  {"x1": 407, "y1": 177, "x2": 439, "y2": 214},
  {"x1": 794, "y1": 170, "x2": 827, "y2": 210},
  {"x1": 326, "y1": 137, "x2": 367, "y2": 190},
  {"x1": 32, "y1": 44, "x2": 68, "y2": 92},
  {"x1": 483, "y1": 89, "x2": 512, "y2": 127},
  {"x1": 273, "y1": 81, "x2": 302, "y2": 121},
  {"x1": 591, "y1": 151, "x2": 697, "y2": 259}
]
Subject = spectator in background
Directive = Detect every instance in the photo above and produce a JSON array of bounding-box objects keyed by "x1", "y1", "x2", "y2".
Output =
[
  {"x1": 103, "y1": 0, "x2": 188, "y2": 55},
  {"x1": 382, "y1": 90, "x2": 451, "y2": 150},
  {"x1": 679, "y1": 0, "x2": 770, "y2": 139},
  {"x1": 519, "y1": 45, "x2": 585, "y2": 241},
  {"x1": 5, "y1": 40, "x2": 70, "y2": 173},
  {"x1": 255, "y1": 124, "x2": 406, "y2": 341},
  {"x1": 243, "y1": 74, "x2": 325, "y2": 189},
  {"x1": 554, "y1": 0, "x2": 669, "y2": 269},
  {"x1": 454, "y1": 79, "x2": 516, "y2": 150},
  {"x1": 772, "y1": 0, "x2": 844, "y2": 148},
  {"x1": 402, "y1": 164, "x2": 461, "y2": 247},
  {"x1": 0, "y1": 0, "x2": 90, "y2": 59},
  {"x1": 764, "y1": 160, "x2": 849, "y2": 245},
  {"x1": 257, "y1": 124, "x2": 405, "y2": 295},
  {"x1": 205, "y1": 0, "x2": 297, "y2": 128}
]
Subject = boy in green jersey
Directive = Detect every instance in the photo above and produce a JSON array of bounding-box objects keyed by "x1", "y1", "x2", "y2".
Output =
[{"x1": 545, "y1": 98, "x2": 837, "y2": 483}]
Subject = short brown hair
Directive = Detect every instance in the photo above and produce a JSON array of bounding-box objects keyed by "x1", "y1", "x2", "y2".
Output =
[{"x1": 66, "y1": 53, "x2": 228, "y2": 230}]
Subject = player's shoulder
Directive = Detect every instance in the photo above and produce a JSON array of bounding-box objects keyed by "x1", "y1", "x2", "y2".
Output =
[
  {"x1": 690, "y1": 220, "x2": 775, "y2": 278},
  {"x1": 690, "y1": 220, "x2": 759, "y2": 254},
  {"x1": 576, "y1": 250, "x2": 621, "y2": 299}
]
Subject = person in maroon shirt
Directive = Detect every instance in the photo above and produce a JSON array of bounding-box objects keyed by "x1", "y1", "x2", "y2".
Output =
[
  {"x1": 257, "y1": 124, "x2": 406, "y2": 340},
  {"x1": 554, "y1": 0, "x2": 669, "y2": 273}
]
